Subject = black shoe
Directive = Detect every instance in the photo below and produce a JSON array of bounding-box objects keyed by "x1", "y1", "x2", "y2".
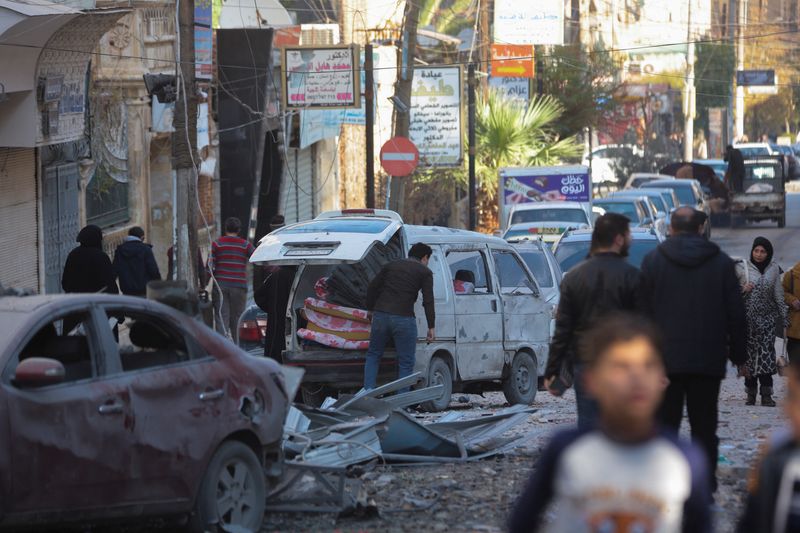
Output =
[
  {"x1": 761, "y1": 387, "x2": 776, "y2": 407},
  {"x1": 746, "y1": 388, "x2": 757, "y2": 406}
]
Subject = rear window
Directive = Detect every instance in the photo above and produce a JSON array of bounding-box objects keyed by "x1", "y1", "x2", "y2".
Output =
[
  {"x1": 593, "y1": 201, "x2": 641, "y2": 222},
  {"x1": 738, "y1": 146, "x2": 770, "y2": 157},
  {"x1": 648, "y1": 184, "x2": 695, "y2": 206},
  {"x1": 555, "y1": 239, "x2": 657, "y2": 272},
  {"x1": 276, "y1": 219, "x2": 391, "y2": 234},
  {"x1": 519, "y1": 251, "x2": 554, "y2": 288},
  {"x1": 511, "y1": 208, "x2": 588, "y2": 225}
]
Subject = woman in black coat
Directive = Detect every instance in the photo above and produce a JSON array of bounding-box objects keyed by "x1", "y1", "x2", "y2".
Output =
[{"x1": 61, "y1": 225, "x2": 119, "y2": 294}]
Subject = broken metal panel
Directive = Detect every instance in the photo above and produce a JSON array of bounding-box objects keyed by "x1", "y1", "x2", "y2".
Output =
[
  {"x1": 290, "y1": 418, "x2": 385, "y2": 468},
  {"x1": 333, "y1": 371, "x2": 423, "y2": 410},
  {"x1": 377, "y1": 410, "x2": 463, "y2": 458},
  {"x1": 381, "y1": 385, "x2": 444, "y2": 409}
]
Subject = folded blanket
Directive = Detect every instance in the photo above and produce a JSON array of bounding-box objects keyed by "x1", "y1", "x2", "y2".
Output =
[
  {"x1": 305, "y1": 297, "x2": 370, "y2": 323},
  {"x1": 297, "y1": 328, "x2": 370, "y2": 350},
  {"x1": 306, "y1": 309, "x2": 371, "y2": 341}
]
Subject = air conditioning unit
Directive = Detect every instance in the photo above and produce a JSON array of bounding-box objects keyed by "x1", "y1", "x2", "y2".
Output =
[{"x1": 300, "y1": 24, "x2": 340, "y2": 46}]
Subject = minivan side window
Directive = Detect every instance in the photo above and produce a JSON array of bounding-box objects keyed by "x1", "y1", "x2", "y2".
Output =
[
  {"x1": 492, "y1": 251, "x2": 536, "y2": 293},
  {"x1": 446, "y1": 250, "x2": 492, "y2": 295}
]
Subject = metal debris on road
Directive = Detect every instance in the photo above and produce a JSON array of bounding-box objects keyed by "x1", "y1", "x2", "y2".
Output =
[{"x1": 269, "y1": 372, "x2": 538, "y2": 514}]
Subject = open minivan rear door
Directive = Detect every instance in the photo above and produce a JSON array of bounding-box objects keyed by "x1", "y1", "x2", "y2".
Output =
[{"x1": 250, "y1": 217, "x2": 404, "y2": 265}]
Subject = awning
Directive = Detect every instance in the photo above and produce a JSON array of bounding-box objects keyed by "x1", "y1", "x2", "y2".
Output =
[{"x1": 0, "y1": 2, "x2": 128, "y2": 146}]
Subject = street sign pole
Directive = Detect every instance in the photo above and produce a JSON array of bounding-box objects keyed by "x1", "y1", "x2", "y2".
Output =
[
  {"x1": 468, "y1": 63, "x2": 477, "y2": 231},
  {"x1": 365, "y1": 44, "x2": 375, "y2": 208}
]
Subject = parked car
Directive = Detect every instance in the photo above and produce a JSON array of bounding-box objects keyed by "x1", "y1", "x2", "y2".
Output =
[
  {"x1": 772, "y1": 144, "x2": 800, "y2": 180},
  {"x1": 250, "y1": 209, "x2": 553, "y2": 411},
  {"x1": 734, "y1": 143, "x2": 779, "y2": 157},
  {"x1": 238, "y1": 302, "x2": 266, "y2": 355},
  {"x1": 623, "y1": 172, "x2": 673, "y2": 189},
  {"x1": 552, "y1": 227, "x2": 664, "y2": 273},
  {"x1": 503, "y1": 202, "x2": 596, "y2": 245},
  {"x1": 0, "y1": 294, "x2": 289, "y2": 532},
  {"x1": 582, "y1": 144, "x2": 643, "y2": 184},
  {"x1": 593, "y1": 197, "x2": 651, "y2": 227},
  {"x1": 508, "y1": 238, "x2": 563, "y2": 306},
  {"x1": 639, "y1": 178, "x2": 711, "y2": 238},
  {"x1": 606, "y1": 190, "x2": 669, "y2": 239}
]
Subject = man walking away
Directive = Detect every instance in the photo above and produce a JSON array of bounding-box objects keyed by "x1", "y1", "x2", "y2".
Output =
[
  {"x1": 210, "y1": 217, "x2": 255, "y2": 342},
  {"x1": 724, "y1": 145, "x2": 745, "y2": 194},
  {"x1": 364, "y1": 243, "x2": 435, "y2": 392},
  {"x1": 113, "y1": 227, "x2": 161, "y2": 297},
  {"x1": 62, "y1": 225, "x2": 119, "y2": 295},
  {"x1": 639, "y1": 207, "x2": 747, "y2": 494},
  {"x1": 545, "y1": 213, "x2": 641, "y2": 429}
]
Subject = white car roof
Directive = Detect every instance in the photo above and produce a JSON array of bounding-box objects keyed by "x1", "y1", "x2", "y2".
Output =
[
  {"x1": 510, "y1": 201, "x2": 586, "y2": 211},
  {"x1": 405, "y1": 225, "x2": 510, "y2": 246}
]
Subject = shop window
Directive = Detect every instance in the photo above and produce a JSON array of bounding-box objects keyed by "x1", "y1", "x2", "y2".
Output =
[{"x1": 86, "y1": 168, "x2": 129, "y2": 228}]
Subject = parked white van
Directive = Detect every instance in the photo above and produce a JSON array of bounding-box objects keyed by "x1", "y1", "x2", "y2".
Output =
[{"x1": 250, "y1": 209, "x2": 552, "y2": 411}]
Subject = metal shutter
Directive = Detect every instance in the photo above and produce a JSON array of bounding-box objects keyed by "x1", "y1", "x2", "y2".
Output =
[
  {"x1": 282, "y1": 147, "x2": 315, "y2": 223},
  {"x1": 0, "y1": 148, "x2": 38, "y2": 291}
]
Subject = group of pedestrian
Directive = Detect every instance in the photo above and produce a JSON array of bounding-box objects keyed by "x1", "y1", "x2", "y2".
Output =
[
  {"x1": 62, "y1": 225, "x2": 160, "y2": 297},
  {"x1": 61, "y1": 213, "x2": 270, "y2": 343},
  {"x1": 512, "y1": 206, "x2": 798, "y2": 532}
]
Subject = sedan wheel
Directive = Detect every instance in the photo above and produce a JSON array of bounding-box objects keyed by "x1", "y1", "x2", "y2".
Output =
[{"x1": 194, "y1": 441, "x2": 266, "y2": 532}]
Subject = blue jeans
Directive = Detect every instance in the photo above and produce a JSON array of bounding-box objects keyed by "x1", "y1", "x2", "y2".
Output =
[
  {"x1": 364, "y1": 311, "x2": 418, "y2": 392},
  {"x1": 574, "y1": 364, "x2": 599, "y2": 430}
]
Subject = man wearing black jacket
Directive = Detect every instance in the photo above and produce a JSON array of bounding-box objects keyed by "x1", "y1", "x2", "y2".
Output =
[
  {"x1": 364, "y1": 243, "x2": 435, "y2": 392},
  {"x1": 545, "y1": 213, "x2": 642, "y2": 429},
  {"x1": 640, "y1": 207, "x2": 747, "y2": 494},
  {"x1": 113, "y1": 227, "x2": 161, "y2": 297}
]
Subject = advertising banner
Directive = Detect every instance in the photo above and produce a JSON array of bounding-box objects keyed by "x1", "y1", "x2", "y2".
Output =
[
  {"x1": 493, "y1": 0, "x2": 564, "y2": 45},
  {"x1": 283, "y1": 46, "x2": 360, "y2": 109},
  {"x1": 409, "y1": 66, "x2": 463, "y2": 167},
  {"x1": 500, "y1": 166, "x2": 591, "y2": 208}
]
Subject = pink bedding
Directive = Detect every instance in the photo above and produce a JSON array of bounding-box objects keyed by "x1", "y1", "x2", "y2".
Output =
[{"x1": 297, "y1": 328, "x2": 370, "y2": 351}]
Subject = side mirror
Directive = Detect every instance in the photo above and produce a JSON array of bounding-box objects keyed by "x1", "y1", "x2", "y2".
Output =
[{"x1": 13, "y1": 357, "x2": 65, "y2": 388}]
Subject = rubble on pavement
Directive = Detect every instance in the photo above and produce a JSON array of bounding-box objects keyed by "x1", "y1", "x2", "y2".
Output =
[{"x1": 267, "y1": 372, "x2": 538, "y2": 515}]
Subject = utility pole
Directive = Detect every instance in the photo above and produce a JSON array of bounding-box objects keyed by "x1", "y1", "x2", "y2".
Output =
[
  {"x1": 365, "y1": 43, "x2": 375, "y2": 208},
  {"x1": 173, "y1": 0, "x2": 198, "y2": 289},
  {"x1": 389, "y1": 0, "x2": 421, "y2": 215},
  {"x1": 468, "y1": 64, "x2": 477, "y2": 231},
  {"x1": 479, "y1": 0, "x2": 491, "y2": 93},
  {"x1": 683, "y1": 0, "x2": 696, "y2": 162},
  {"x1": 734, "y1": 0, "x2": 747, "y2": 140}
]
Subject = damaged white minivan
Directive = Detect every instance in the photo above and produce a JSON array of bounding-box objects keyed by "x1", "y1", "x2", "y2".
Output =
[{"x1": 250, "y1": 209, "x2": 552, "y2": 411}]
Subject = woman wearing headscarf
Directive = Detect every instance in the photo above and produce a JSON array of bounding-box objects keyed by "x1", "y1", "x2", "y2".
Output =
[
  {"x1": 735, "y1": 236, "x2": 786, "y2": 406},
  {"x1": 61, "y1": 225, "x2": 119, "y2": 294}
]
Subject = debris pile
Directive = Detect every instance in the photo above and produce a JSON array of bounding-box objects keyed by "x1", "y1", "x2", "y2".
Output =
[{"x1": 267, "y1": 371, "x2": 537, "y2": 514}]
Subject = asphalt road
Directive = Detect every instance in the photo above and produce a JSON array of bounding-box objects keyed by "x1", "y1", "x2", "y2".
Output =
[{"x1": 713, "y1": 192, "x2": 800, "y2": 266}]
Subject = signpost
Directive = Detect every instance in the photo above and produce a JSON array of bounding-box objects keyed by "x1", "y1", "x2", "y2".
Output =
[
  {"x1": 490, "y1": 44, "x2": 535, "y2": 78},
  {"x1": 736, "y1": 70, "x2": 775, "y2": 86},
  {"x1": 380, "y1": 137, "x2": 419, "y2": 177}
]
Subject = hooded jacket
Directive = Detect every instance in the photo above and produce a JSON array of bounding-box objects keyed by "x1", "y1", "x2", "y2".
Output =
[
  {"x1": 640, "y1": 233, "x2": 746, "y2": 377},
  {"x1": 62, "y1": 225, "x2": 119, "y2": 294},
  {"x1": 113, "y1": 237, "x2": 161, "y2": 296}
]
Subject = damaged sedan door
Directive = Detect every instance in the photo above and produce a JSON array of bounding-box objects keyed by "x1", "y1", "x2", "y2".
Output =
[
  {"x1": 95, "y1": 304, "x2": 232, "y2": 509},
  {"x1": 2, "y1": 307, "x2": 139, "y2": 521}
]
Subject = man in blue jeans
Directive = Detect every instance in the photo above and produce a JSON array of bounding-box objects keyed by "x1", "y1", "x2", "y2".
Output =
[{"x1": 364, "y1": 243, "x2": 436, "y2": 392}]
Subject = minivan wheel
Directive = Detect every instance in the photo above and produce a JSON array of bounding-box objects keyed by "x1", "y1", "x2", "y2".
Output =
[
  {"x1": 192, "y1": 441, "x2": 266, "y2": 533},
  {"x1": 420, "y1": 357, "x2": 453, "y2": 412},
  {"x1": 503, "y1": 352, "x2": 538, "y2": 405},
  {"x1": 300, "y1": 385, "x2": 328, "y2": 407}
]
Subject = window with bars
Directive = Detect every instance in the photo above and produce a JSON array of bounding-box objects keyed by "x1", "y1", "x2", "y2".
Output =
[{"x1": 86, "y1": 169, "x2": 129, "y2": 228}]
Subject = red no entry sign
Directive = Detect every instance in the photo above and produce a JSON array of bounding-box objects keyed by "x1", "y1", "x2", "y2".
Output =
[{"x1": 380, "y1": 136, "x2": 419, "y2": 177}]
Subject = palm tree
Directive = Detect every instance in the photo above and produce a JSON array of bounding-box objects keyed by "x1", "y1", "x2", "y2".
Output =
[{"x1": 475, "y1": 90, "x2": 582, "y2": 230}]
